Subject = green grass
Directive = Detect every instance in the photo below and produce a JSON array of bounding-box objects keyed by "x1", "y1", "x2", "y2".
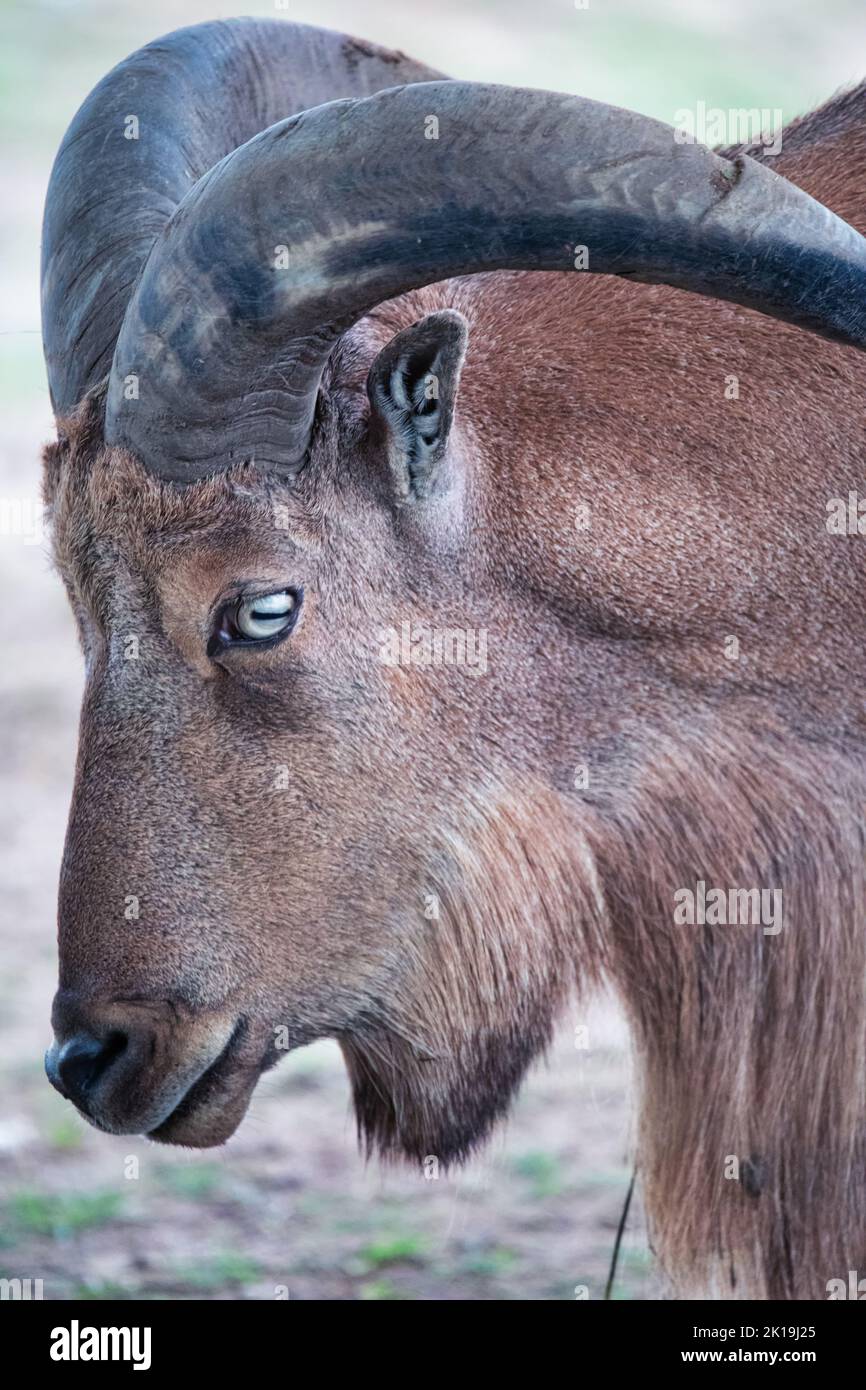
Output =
[
  {"x1": 44, "y1": 1114, "x2": 86, "y2": 1151},
  {"x1": 509, "y1": 1151, "x2": 565, "y2": 1198},
  {"x1": 459, "y1": 1245, "x2": 519, "y2": 1277},
  {"x1": 619, "y1": 1244, "x2": 653, "y2": 1273},
  {"x1": 170, "y1": 1252, "x2": 261, "y2": 1290},
  {"x1": 6, "y1": 1190, "x2": 123, "y2": 1238},
  {"x1": 73, "y1": 1280, "x2": 137, "y2": 1300},
  {"x1": 154, "y1": 1162, "x2": 224, "y2": 1200},
  {"x1": 358, "y1": 1234, "x2": 428, "y2": 1268}
]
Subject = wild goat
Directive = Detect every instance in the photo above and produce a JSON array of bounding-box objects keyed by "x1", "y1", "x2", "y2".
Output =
[{"x1": 41, "y1": 18, "x2": 866, "y2": 1299}]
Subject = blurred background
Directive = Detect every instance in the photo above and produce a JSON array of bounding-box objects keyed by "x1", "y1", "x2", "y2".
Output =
[{"x1": 1, "y1": 0, "x2": 865, "y2": 1301}]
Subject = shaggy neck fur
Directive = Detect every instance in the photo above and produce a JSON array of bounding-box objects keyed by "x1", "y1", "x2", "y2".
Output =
[{"x1": 342, "y1": 723, "x2": 866, "y2": 1301}]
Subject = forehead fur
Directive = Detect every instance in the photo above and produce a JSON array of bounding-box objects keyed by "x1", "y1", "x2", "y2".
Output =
[
  {"x1": 41, "y1": 290, "x2": 457, "y2": 596},
  {"x1": 43, "y1": 391, "x2": 319, "y2": 598}
]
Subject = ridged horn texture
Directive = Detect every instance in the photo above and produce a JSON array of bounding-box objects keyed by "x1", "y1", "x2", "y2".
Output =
[
  {"x1": 107, "y1": 79, "x2": 866, "y2": 482},
  {"x1": 40, "y1": 19, "x2": 445, "y2": 419},
  {"x1": 45, "y1": 22, "x2": 866, "y2": 482}
]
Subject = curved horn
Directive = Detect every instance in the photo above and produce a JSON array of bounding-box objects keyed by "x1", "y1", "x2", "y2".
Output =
[
  {"x1": 41, "y1": 19, "x2": 445, "y2": 416},
  {"x1": 106, "y1": 79, "x2": 866, "y2": 481}
]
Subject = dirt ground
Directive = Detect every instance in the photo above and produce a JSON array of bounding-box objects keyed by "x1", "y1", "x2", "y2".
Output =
[{"x1": 3, "y1": 0, "x2": 864, "y2": 1304}]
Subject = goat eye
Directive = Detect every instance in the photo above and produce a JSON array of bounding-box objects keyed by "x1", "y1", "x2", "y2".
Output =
[{"x1": 226, "y1": 590, "x2": 298, "y2": 643}]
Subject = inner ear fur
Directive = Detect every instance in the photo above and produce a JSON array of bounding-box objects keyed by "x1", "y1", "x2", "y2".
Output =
[{"x1": 367, "y1": 309, "x2": 469, "y2": 501}]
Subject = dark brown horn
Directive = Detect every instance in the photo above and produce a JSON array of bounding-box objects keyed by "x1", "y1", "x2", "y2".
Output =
[
  {"x1": 104, "y1": 78, "x2": 866, "y2": 482},
  {"x1": 40, "y1": 19, "x2": 445, "y2": 417}
]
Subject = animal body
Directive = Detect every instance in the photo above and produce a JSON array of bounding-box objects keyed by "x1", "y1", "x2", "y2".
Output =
[{"x1": 40, "y1": 18, "x2": 866, "y2": 1298}]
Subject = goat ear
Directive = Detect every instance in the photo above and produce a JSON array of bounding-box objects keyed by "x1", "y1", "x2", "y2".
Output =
[{"x1": 367, "y1": 309, "x2": 468, "y2": 501}]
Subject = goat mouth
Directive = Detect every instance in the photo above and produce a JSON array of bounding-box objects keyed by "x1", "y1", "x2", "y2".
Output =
[{"x1": 147, "y1": 1017, "x2": 263, "y2": 1147}]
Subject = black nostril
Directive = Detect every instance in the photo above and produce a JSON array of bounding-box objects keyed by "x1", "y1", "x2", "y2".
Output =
[{"x1": 55, "y1": 1031, "x2": 128, "y2": 1110}]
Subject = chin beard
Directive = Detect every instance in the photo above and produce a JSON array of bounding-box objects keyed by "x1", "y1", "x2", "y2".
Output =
[
  {"x1": 339, "y1": 781, "x2": 604, "y2": 1165},
  {"x1": 339, "y1": 1018, "x2": 553, "y2": 1165}
]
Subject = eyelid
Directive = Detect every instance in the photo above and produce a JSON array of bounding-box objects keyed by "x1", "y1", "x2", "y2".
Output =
[
  {"x1": 209, "y1": 579, "x2": 294, "y2": 617},
  {"x1": 244, "y1": 591, "x2": 295, "y2": 616}
]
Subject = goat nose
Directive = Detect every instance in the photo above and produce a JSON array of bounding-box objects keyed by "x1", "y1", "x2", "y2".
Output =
[{"x1": 46, "y1": 1030, "x2": 128, "y2": 1111}]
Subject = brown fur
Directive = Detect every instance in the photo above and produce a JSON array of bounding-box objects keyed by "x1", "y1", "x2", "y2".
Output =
[{"x1": 44, "y1": 85, "x2": 866, "y2": 1298}]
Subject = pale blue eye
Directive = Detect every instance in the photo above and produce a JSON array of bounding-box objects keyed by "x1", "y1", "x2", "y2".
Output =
[{"x1": 235, "y1": 590, "x2": 297, "y2": 640}]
